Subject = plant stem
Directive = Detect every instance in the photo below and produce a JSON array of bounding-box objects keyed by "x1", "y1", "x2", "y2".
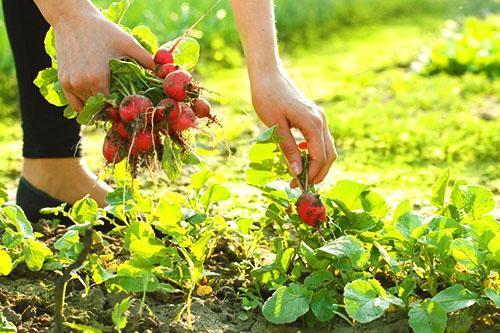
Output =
[{"x1": 54, "y1": 228, "x2": 93, "y2": 333}]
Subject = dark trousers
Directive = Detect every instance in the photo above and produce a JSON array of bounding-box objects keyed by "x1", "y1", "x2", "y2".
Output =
[{"x1": 2, "y1": 0, "x2": 81, "y2": 158}]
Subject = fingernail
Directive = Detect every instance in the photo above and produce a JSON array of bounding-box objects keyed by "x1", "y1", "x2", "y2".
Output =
[{"x1": 291, "y1": 162, "x2": 302, "y2": 176}]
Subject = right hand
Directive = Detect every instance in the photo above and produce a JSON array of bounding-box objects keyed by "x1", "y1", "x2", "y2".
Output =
[{"x1": 53, "y1": 10, "x2": 154, "y2": 112}]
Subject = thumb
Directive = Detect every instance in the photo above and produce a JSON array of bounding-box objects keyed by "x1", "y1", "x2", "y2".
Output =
[
  {"x1": 277, "y1": 124, "x2": 302, "y2": 177},
  {"x1": 127, "y1": 40, "x2": 155, "y2": 70}
]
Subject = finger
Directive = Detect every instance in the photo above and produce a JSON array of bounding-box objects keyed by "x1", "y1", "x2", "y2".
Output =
[
  {"x1": 300, "y1": 118, "x2": 327, "y2": 186},
  {"x1": 313, "y1": 123, "x2": 337, "y2": 184},
  {"x1": 126, "y1": 39, "x2": 155, "y2": 70},
  {"x1": 276, "y1": 123, "x2": 303, "y2": 178},
  {"x1": 90, "y1": 68, "x2": 110, "y2": 97},
  {"x1": 66, "y1": 91, "x2": 85, "y2": 113}
]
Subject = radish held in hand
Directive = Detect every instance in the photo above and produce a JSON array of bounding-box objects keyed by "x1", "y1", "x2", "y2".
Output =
[
  {"x1": 105, "y1": 104, "x2": 120, "y2": 122},
  {"x1": 296, "y1": 192, "x2": 327, "y2": 227},
  {"x1": 119, "y1": 95, "x2": 153, "y2": 123},
  {"x1": 155, "y1": 63, "x2": 178, "y2": 79},
  {"x1": 131, "y1": 129, "x2": 155, "y2": 154},
  {"x1": 154, "y1": 47, "x2": 174, "y2": 65},
  {"x1": 191, "y1": 98, "x2": 212, "y2": 119},
  {"x1": 112, "y1": 121, "x2": 129, "y2": 140},
  {"x1": 163, "y1": 70, "x2": 193, "y2": 101},
  {"x1": 169, "y1": 104, "x2": 196, "y2": 133},
  {"x1": 103, "y1": 134, "x2": 124, "y2": 164},
  {"x1": 156, "y1": 98, "x2": 181, "y2": 122}
]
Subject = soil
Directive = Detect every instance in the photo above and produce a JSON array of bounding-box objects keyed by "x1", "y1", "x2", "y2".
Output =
[{"x1": 0, "y1": 222, "x2": 498, "y2": 333}]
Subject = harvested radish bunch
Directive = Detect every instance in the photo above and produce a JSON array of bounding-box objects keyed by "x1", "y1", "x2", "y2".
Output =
[
  {"x1": 296, "y1": 192, "x2": 327, "y2": 227},
  {"x1": 35, "y1": 5, "x2": 220, "y2": 180}
]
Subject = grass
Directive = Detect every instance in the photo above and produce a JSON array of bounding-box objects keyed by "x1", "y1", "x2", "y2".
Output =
[{"x1": 0, "y1": 7, "x2": 498, "y2": 214}]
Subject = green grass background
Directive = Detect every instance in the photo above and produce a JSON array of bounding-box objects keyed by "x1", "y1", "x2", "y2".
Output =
[{"x1": 0, "y1": 0, "x2": 498, "y2": 211}]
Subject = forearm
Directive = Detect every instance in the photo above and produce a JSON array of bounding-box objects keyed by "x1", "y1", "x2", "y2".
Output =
[
  {"x1": 230, "y1": 0, "x2": 281, "y2": 80},
  {"x1": 33, "y1": 0, "x2": 99, "y2": 26}
]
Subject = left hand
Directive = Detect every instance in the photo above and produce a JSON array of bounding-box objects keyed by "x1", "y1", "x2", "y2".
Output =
[{"x1": 250, "y1": 70, "x2": 337, "y2": 187}]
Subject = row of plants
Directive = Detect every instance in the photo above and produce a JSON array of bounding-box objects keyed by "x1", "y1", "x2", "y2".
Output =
[{"x1": 1, "y1": 126, "x2": 498, "y2": 332}]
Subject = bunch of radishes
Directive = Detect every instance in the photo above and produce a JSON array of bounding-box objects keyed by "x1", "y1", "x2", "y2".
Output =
[{"x1": 101, "y1": 42, "x2": 216, "y2": 171}]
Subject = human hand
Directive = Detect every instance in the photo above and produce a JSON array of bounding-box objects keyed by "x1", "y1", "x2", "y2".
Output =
[
  {"x1": 250, "y1": 70, "x2": 337, "y2": 187},
  {"x1": 52, "y1": 10, "x2": 154, "y2": 111}
]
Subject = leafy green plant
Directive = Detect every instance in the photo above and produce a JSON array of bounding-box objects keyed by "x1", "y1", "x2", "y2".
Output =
[
  {"x1": 243, "y1": 128, "x2": 499, "y2": 331},
  {"x1": 412, "y1": 15, "x2": 499, "y2": 78}
]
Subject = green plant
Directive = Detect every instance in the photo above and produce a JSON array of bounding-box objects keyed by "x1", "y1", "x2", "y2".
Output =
[{"x1": 243, "y1": 127, "x2": 499, "y2": 331}]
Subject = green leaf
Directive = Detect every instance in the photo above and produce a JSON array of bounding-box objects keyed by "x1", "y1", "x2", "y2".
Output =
[
  {"x1": 431, "y1": 169, "x2": 450, "y2": 209},
  {"x1": 421, "y1": 230, "x2": 453, "y2": 259},
  {"x1": 311, "y1": 288, "x2": 338, "y2": 322},
  {"x1": 361, "y1": 191, "x2": 389, "y2": 219},
  {"x1": 304, "y1": 270, "x2": 334, "y2": 290},
  {"x1": 300, "y1": 242, "x2": 328, "y2": 270},
  {"x1": 316, "y1": 235, "x2": 369, "y2": 270},
  {"x1": 64, "y1": 322, "x2": 102, "y2": 333},
  {"x1": 22, "y1": 239, "x2": 53, "y2": 271},
  {"x1": 0, "y1": 250, "x2": 13, "y2": 276},
  {"x1": 112, "y1": 297, "x2": 134, "y2": 331},
  {"x1": 408, "y1": 299, "x2": 447, "y2": 333},
  {"x1": 34, "y1": 68, "x2": 67, "y2": 107},
  {"x1": 393, "y1": 199, "x2": 411, "y2": 222},
  {"x1": 396, "y1": 212, "x2": 426, "y2": 240},
  {"x1": 397, "y1": 278, "x2": 416, "y2": 302},
  {"x1": 0, "y1": 313, "x2": 17, "y2": 332},
  {"x1": 163, "y1": 37, "x2": 200, "y2": 70},
  {"x1": 249, "y1": 143, "x2": 278, "y2": 164},
  {"x1": 102, "y1": 0, "x2": 130, "y2": 24},
  {"x1": 54, "y1": 230, "x2": 80, "y2": 251},
  {"x1": 162, "y1": 137, "x2": 183, "y2": 181},
  {"x1": 129, "y1": 237, "x2": 166, "y2": 259},
  {"x1": 112, "y1": 261, "x2": 159, "y2": 293},
  {"x1": 344, "y1": 279, "x2": 402, "y2": 323},
  {"x1": 463, "y1": 185, "x2": 495, "y2": 219},
  {"x1": 325, "y1": 180, "x2": 370, "y2": 210},
  {"x1": 44, "y1": 27, "x2": 56, "y2": 63},
  {"x1": 251, "y1": 125, "x2": 279, "y2": 144},
  {"x1": 262, "y1": 283, "x2": 312, "y2": 324},
  {"x1": 246, "y1": 169, "x2": 277, "y2": 187},
  {"x1": 200, "y1": 184, "x2": 230, "y2": 208},
  {"x1": 77, "y1": 93, "x2": 106, "y2": 125},
  {"x1": 71, "y1": 197, "x2": 99, "y2": 224},
  {"x1": 154, "y1": 195, "x2": 185, "y2": 239},
  {"x1": 191, "y1": 234, "x2": 213, "y2": 262},
  {"x1": 484, "y1": 288, "x2": 500, "y2": 306},
  {"x1": 450, "y1": 238, "x2": 484, "y2": 270},
  {"x1": 190, "y1": 169, "x2": 214, "y2": 190},
  {"x1": 132, "y1": 25, "x2": 158, "y2": 54},
  {"x1": 63, "y1": 105, "x2": 78, "y2": 119},
  {"x1": 2, "y1": 206, "x2": 34, "y2": 238},
  {"x1": 431, "y1": 285, "x2": 479, "y2": 313},
  {"x1": 374, "y1": 241, "x2": 400, "y2": 273}
]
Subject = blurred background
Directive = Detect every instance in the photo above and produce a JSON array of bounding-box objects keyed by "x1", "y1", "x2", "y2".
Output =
[{"x1": 0, "y1": 0, "x2": 498, "y2": 210}]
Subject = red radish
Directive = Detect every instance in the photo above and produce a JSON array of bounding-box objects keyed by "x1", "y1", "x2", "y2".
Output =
[
  {"x1": 169, "y1": 104, "x2": 196, "y2": 133},
  {"x1": 105, "y1": 104, "x2": 120, "y2": 122},
  {"x1": 155, "y1": 63, "x2": 178, "y2": 79},
  {"x1": 154, "y1": 47, "x2": 174, "y2": 65},
  {"x1": 163, "y1": 70, "x2": 192, "y2": 101},
  {"x1": 191, "y1": 98, "x2": 211, "y2": 118},
  {"x1": 131, "y1": 130, "x2": 154, "y2": 153},
  {"x1": 296, "y1": 192, "x2": 327, "y2": 227},
  {"x1": 112, "y1": 121, "x2": 129, "y2": 140},
  {"x1": 102, "y1": 134, "x2": 124, "y2": 164},
  {"x1": 119, "y1": 95, "x2": 153, "y2": 123},
  {"x1": 156, "y1": 98, "x2": 181, "y2": 122},
  {"x1": 298, "y1": 141, "x2": 308, "y2": 150}
]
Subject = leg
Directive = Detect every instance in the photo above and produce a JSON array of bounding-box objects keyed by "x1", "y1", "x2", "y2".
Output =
[{"x1": 3, "y1": 0, "x2": 111, "y2": 220}]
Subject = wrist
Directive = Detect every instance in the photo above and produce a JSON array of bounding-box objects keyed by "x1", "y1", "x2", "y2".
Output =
[{"x1": 36, "y1": 0, "x2": 100, "y2": 28}]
